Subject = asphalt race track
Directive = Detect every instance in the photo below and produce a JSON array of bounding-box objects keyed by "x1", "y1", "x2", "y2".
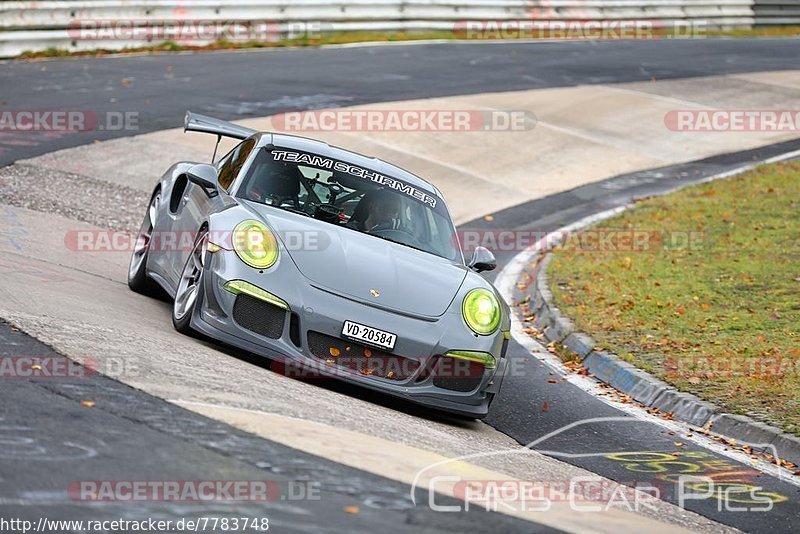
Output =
[
  {"x1": 0, "y1": 321, "x2": 551, "y2": 533},
  {"x1": 2, "y1": 39, "x2": 800, "y2": 532},
  {"x1": 4, "y1": 38, "x2": 800, "y2": 165}
]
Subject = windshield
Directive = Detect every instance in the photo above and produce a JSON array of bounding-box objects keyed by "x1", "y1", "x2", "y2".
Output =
[{"x1": 237, "y1": 148, "x2": 461, "y2": 261}]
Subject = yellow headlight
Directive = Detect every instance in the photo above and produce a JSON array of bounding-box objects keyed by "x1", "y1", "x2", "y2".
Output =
[
  {"x1": 462, "y1": 288, "x2": 501, "y2": 335},
  {"x1": 232, "y1": 220, "x2": 279, "y2": 269}
]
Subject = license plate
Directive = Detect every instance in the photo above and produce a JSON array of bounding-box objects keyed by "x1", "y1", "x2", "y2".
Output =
[{"x1": 341, "y1": 320, "x2": 397, "y2": 350}]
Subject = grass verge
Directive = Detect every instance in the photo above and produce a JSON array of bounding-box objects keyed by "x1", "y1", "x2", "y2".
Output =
[
  {"x1": 16, "y1": 26, "x2": 800, "y2": 60},
  {"x1": 548, "y1": 161, "x2": 800, "y2": 436},
  {"x1": 16, "y1": 31, "x2": 457, "y2": 59}
]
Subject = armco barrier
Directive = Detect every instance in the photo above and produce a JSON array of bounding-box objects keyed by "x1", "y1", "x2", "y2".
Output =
[
  {"x1": 753, "y1": 0, "x2": 800, "y2": 24},
  {"x1": 0, "y1": 1, "x2": 792, "y2": 58}
]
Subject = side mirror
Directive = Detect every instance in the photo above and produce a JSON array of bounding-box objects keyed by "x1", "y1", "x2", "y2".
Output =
[
  {"x1": 468, "y1": 246, "x2": 496, "y2": 273},
  {"x1": 187, "y1": 163, "x2": 219, "y2": 192}
]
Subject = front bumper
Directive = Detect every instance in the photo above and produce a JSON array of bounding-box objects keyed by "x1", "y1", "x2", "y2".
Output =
[{"x1": 192, "y1": 248, "x2": 508, "y2": 417}]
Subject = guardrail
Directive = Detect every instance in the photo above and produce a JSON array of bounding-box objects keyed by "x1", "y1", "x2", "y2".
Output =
[
  {"x1": 0, "y1": 0, "x2": 792, "y2": 58},
  {"x1": 753, "y1": 0, "x2": 800, "y2": 24}
]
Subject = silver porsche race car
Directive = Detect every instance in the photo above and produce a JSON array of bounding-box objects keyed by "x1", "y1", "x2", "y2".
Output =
[{"x1": 128, "y1": 112, "x2": 510, "y2": 417}]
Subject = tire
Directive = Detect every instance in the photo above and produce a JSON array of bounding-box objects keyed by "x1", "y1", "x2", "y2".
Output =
[
  {"x1": 128, "y1": 190, "x2": 163, "y2": 297},
  {"x1": 172, "y1": 229, "x2": 208, "y2": 336}
]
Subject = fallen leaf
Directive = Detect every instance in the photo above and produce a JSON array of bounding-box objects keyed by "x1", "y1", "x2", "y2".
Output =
[
  {"x1": 80, "y1": 401, "x2": 95, "y2": 407},
  {"x1": 542, "y1": 402, "x2": 549, "y2": 411},
  {"x1": 344, "y1": 505, "x2": 359, "y2": 514},
  {"x1": 329, "y1": 347, "x2": 340, "y2": 357},
  {"x1": 674, "y1": 441, "x2": 685, "y2": 447}
]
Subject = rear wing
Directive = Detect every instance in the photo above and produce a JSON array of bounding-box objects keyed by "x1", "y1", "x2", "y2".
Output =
[
  {"x1": 184, "y1": 111, "x2": 258, "y2": 140},
  {"x1": 184, "y1": 111, "x2": 259, "y2": 162}
]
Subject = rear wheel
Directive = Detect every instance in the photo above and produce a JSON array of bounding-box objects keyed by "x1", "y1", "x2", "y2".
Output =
[
  {"x1": 128, "y1": 190, "x2": 162, "y2": 296},
  {"x1": 172, "y1": 230, "x2": 208, "y2": 336}
]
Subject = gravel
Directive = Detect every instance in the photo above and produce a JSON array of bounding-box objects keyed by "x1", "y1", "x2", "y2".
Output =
[{"x1": 0, "y1": 163, "x2": 148, "y2": 231}]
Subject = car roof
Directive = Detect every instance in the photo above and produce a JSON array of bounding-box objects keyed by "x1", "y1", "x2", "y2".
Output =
[{"x1": 255, "y1": 132, "x2": 442, "y2": 197}]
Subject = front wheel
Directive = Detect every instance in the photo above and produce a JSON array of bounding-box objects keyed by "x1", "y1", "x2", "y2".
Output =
[{"x1": 172, "y1": 230, "x2": 208, "y2": 336}]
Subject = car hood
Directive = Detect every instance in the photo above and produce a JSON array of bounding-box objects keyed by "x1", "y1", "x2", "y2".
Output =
[{"x1": 243, "y1": 202, "x2": 467, "y2": 318}]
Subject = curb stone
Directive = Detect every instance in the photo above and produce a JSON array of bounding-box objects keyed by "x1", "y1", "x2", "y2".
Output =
[{"x1": 529, "y1": 251, "x2": 800, "y2": 467}]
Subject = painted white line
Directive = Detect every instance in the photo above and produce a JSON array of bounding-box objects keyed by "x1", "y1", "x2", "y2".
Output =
[{"x1": 493, "y1": 155, "x2": 800, "y2": 488}]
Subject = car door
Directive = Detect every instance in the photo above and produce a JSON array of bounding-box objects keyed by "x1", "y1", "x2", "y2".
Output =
[{"x1": 166, "y1": 138, "x2": 256, "y2": 288}]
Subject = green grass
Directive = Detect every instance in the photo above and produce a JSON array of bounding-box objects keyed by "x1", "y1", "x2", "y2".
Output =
[
  {"x1": 548, "y1": 162, "x2": 800, "y2": 435},
  {"x1": 15, "y1": 26, "x2": 800, "y2": 60},
  {"x1": 16, "y1": 31, "x2": 457, "y2": 59}
]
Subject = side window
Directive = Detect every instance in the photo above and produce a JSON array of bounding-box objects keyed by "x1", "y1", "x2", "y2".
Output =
[{"x1": 217, "y1": 139, "x2": 256, "y2": 192}]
